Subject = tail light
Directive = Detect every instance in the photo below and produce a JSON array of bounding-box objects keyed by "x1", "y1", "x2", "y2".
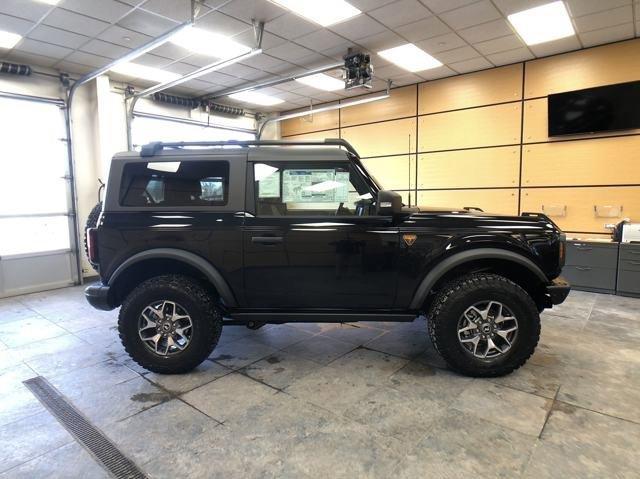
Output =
[{"x1": 87, "y1": 228, "x2": 99, "y2": 263}]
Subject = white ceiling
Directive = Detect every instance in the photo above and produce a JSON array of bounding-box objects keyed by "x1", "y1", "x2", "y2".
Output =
[{"x1": 0, "y1": 0, "x2": 638, "y2": 111}]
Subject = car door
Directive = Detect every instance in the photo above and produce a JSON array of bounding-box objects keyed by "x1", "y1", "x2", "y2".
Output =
[{"x1": 242, "y1": 158, "x2": 400, "y2": 309}]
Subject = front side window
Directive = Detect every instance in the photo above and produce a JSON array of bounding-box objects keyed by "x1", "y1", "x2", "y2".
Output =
[
  {"x1": 254, "y1": 162, "x2": 373, "y2": 216},
  {"x1": 120, "y1": 160, "x2": 229, "y2": 207}
]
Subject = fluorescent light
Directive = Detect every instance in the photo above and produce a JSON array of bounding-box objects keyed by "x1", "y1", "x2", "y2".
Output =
[
  {"x1": 296, "y1": 73, "x2": 344, "y2": 91},
  {"x1": 271, "y1": 0, "x2": 361, "y2": 26},
  {"x1": 0, "y1": 30, "x2": 21, "y2": 49},
  {"x1": 170, "y1": 26, "x2": 250, "y2": 58},
  {"x1": 276, "y1": 92, "x2": 390, "y2": 122},
  {"x1": 508, "y1": 1, "x2": 574, "y2": 46},
  {"x1": 34, "y1": 0, "x2": 60, "y2": 4},
  {"x1": 110, "y1": 62, "x2": 180, "y2": 83},
  {"x1": 229, "y1": 90, "x2": 285, "y2": 106},
  {"x1": 378, "y1": 44, "x2": 442, "y2": 72}
]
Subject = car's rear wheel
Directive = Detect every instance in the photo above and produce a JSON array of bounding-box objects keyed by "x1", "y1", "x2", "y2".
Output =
[
  {"x1": 118, "y1": 274, "x2": 222, "y2": 374},
  {"x1": 427, "y1": 273, "x2": 540, "y2": 377}
]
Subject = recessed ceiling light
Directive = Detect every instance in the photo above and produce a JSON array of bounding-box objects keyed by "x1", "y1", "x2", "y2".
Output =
[
  {"x1": 295, "y1": 73, "x2": 343, "y2": 91},
  {"x1": 508, "y1": 1, "x2": 574, "y2": 46},
  {"x1": 271, "y1": 0, "x2": 361, "y2": 27},
  {"x1": 229, "y1": 90, "x2": 284, "y2": 106},
  {"x1": 0, "y1": 30, "x2": 22, "y2": 49},
  {"x1": 377, "y1": 44, "x2": 442, "y2": 72},
  {"x1": 33, "y1": 0, "x2": 60, "y2": 4},
  {"x1": 110, "y1": 62, "x2": 180, "y2": 83},
  {"x1": 170, "y1": 26, "x2": 250, "y2": 58}
]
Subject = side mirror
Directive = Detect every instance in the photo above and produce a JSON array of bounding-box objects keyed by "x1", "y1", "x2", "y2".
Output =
[{"x1": 376, "y1": 190, "x2": 403, "y2": 216}]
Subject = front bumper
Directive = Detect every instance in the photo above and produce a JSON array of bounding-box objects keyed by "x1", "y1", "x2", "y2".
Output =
[
  {"x1": 85, "y1": 282, "x2": 115, "y2": 311},
  {"x1": 546, "y1": 277, "x2": 571, "y2": 305}
]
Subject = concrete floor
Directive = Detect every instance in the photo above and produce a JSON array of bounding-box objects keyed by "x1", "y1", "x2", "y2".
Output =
[{"x1": 0, "y1": 287, "x2": 639, "y2": 478}]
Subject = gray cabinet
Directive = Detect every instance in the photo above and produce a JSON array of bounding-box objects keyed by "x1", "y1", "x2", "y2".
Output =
[
  {"x1": 617, "y1": 244, "x2": 640, "y2": 297},
  {"x1": 562, "y1": 241, "x2": 618, "y2": 293}
]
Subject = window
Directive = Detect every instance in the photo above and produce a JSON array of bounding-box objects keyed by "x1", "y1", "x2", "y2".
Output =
[
  {"x1": 120, "y1": 161, "x2": 229, "y2": 207},
  {"x1": 254, "y1": 162, "x2": 374, "y2": 216}
]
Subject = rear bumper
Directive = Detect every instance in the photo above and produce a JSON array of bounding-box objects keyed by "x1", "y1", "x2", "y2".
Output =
[
  {"x1": 546, "y1": 277, "x2": 571, "y2": 305},
  {"x1": 85, "y1": 282, "x2": 115, "y2": 311}
]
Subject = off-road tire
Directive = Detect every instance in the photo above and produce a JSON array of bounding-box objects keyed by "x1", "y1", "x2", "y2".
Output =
[
  {"x1": 83, "y1": 202, "x2": 102, "y2": 271},
  {"x1": 118, "y1": 274, "x2": 222, "y2": 374},
  {"x1": 427, "y1": 273, "x2": 540, "y2": 377}
]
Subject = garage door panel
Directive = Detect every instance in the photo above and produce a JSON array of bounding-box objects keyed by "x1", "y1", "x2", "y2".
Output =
[
  {"x1": 418, "y1": 103, "x2": 521, "y2": 152},
  {"x1": 418, "y1": 146, "x2": 519, "y2": 189},
  {"x1": 417, "y1": 188, "x2": 518, "y2": 215}
]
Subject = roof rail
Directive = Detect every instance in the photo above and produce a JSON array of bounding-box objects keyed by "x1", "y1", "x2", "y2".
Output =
[{"x1": 139, "y1": 138, "x2": 359, "y2": 158}]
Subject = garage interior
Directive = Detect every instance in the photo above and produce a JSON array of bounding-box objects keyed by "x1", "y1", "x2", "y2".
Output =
[{"x1": 1, "y1": 0, "x2": 640, "y2": 477}]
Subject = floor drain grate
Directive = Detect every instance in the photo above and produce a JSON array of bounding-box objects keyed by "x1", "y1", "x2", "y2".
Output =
[{"x1": 24, "y1": 376, "x2": 148, "y2": 479}]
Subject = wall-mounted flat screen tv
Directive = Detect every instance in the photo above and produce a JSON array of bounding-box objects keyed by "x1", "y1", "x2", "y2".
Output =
[{"x1": 548, "y1": 80, "x2": 640, "y2": 136}]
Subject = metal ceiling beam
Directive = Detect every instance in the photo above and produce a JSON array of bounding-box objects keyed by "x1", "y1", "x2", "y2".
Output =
[{"x1": 200, "y1": 61, "x2": 344, "y2": 101}]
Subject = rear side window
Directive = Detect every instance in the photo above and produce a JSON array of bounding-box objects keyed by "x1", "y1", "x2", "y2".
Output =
[{"x1": 120, "y1": 160, "x2": 229, "y2": 207}]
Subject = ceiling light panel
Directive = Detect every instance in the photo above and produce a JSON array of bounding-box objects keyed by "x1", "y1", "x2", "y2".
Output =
[
  {"x1": 169, "y1": 26, "x2": 251, "y2": 58},
  {"x1": 270, "y1": 0, "x2": 361, "y2": 27},
  {"x1": 229, "y1": 90, "x2": 285, "y2": 106},
  {"x1": 507, "y1": 1, "x2": 575, "y2": 46},
  {"x1": 377, "y1": 44, "x2": 442, "y2": 72},
  {"x1": 0, "y1": 30, "x2": 22, "y2": 49},
  {"x1": 295, "y1": 73, "x2": 344, "y2": 91},
  {"x1": 110, "y1": 62, "x2": 180, "y2": 83},
  {"x1": 34, "y1": 0, "x2": 60, "y2": 4}
]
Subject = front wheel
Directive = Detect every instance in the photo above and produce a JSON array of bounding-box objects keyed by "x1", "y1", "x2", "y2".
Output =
[
  {"x1": 427, "y1": 273, "x2": 540, "y2": 377},
  {"x1": 118, "y1": 275, "x2": 222, "y2": 374}
]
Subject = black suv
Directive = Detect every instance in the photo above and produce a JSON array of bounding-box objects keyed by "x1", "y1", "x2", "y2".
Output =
[{"x1": 85, "y1": 139, "x2": 569, "y2": 377}]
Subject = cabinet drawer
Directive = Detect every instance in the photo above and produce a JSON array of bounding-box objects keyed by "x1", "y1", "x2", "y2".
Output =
[
  {"x1": 565, "y1": 242, "x2": 618, "y2": 268},
  {"x1": 562, "y1": 265, "x2": 616, "y2": 291},
  {"x1": 619, "y1": 258, "x2": 640, "y2": 273},
  {"x1": 617, "y1": 270, "x2": 640, "y2": 295},
  {"x1": 619, "y1": 245, "x2": 640, "y2": 261}
]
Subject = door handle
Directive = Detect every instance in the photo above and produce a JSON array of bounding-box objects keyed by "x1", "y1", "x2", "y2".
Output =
[{"x1": 252, "y1": 236, "x2": 283, "y2": 245}]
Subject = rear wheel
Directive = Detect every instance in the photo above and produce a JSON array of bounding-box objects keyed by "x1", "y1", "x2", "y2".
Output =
[
  {"x1": 118, "y1": 275, "x2": 222, "y2": 374},
  {"x1": 427, "y1": 273, "x2": 540, "y2": 377}
]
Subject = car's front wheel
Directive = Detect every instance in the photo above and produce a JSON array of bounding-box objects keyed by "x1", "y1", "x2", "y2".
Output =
[
  {"x1": 427, "y1": 273, "x2": 540, "y2": 377},
  {"x1": 118, "y1": 275, "x2": 222, "y2": 374}
]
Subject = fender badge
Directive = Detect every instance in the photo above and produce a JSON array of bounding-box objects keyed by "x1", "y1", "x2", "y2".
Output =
[{"x1": 403, "y1": 234, "x2": 417, "y2": 247}]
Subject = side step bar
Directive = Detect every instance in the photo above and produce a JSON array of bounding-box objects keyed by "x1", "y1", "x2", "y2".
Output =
[{"x1": 223, "y1": 311, "x2": 418, "y2": 326}]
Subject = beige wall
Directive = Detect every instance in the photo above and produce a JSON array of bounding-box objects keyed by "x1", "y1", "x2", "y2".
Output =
[{"x1": 281, "y1": 38, "x2": 640, "y2": 237}]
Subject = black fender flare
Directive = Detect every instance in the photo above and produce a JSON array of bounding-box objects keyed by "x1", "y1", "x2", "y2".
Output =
[
  {"x1": 107, "y1": 248, "x2": 237, "y2": 307},
  {"x1": 409, "y1": 248, "x2": 548, "y2": 310}
]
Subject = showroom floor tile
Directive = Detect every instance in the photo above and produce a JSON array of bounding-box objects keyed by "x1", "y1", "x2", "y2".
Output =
[{"x1": 0, "y1": 285, "x2": 639, "y2": 478}]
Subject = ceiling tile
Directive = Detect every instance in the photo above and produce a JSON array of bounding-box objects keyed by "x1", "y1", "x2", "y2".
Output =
[
  {"x1": 448, "y1": 55, "x2": 493, "y2": 73},
  {"x1": 418, "y1": 0, "x2": 477, "y2": 14},
  {"x1": 567, "y1": 0, "x2": 631, "y2": 17},
  {"x1": 574, "y1": 5, "x2": 633, "y2": 33},
  {"x1": 242, "y1": 53, "x2": 296, "y2": 74},
  {"x1": 80, "y1": 39, "x2": 132, "y2": 59},
  {"x1": 416, "y1": 32, "x2": 467, "y2": 53},
  {"x1": 374, "y1": 62, "x2": 414, "y2": 78},
  {"x1": 528, "y1": 35, "x2": 581, "y2": 57},
  {"x1": 433, "y1": 45, "x2": 478, "y2": 63},
  {"x1": 64, "y1": 50, "x2": 112, "y2": 68},
  {"x1": 356, "y1": 29, "x2": 404, "y2": 51},
  {"x1": 457, "y1": 18, "x2": 514, "y2": 43},
  {"x1": 321, "y1": 42, "x2": 357, "y2": 60},
  {"x1": 13, "y1": 38, "x2": 73, "y2": 60},
  {"x1": 43, "y1": 9, "x2": 110, "y2": 37},
  {"x1": 117, "y1": 9, "x2": 179, "y2": 37},
  {"x1": 133, "y1": 52, "x2": 173, "y2": 67},
  {"x1": 196, "y1": 70, "x2": 240, "y2": 85},
  {"x1": 196, "y1": 10, "x2": 253, "y2": 37},
  {"x1": 328, "y1": 14, "x2": 388, "y2": 41},
  {"x1": 56, "y1": 60, "x2": 95, "y2": 74},
  {"x1": 491, "y1": 0, "x2": 550, "y2": 16},
  {"x1": 294, "y1": 52, "x2": 334, "y2": 68},
  {"x1": 141, "y1": 0, "x2": 211, "y2": 22},
  {"x1": 415, "y1": 64, "x2": 456, "y2": 80},
  {"x1": 147, "y1": 41, "x2": 191, "y2": 61},
  {"x1": 439, "y1": 1, "x2": 501, "y2": 30},
  {"x1": 220, "y1": 0, "x2": 285, "y2": 24},
  {"x1": 163, "y1": 62, "x2": 199, "y2": 74},
  {"x1": 233, "y1": 30, "x2": 287, "y2": 49},
  {"x1": 349, "y1": 0, "x2": 397, "y2": 11},
  {"x1": 485, "y1": 46, "x2": 533, "y2": 65},
  {"x1": 59, "y1": 0, "x2": 134, "y2": 23},
  {"x1": 6, "y1": 50, "x2": 58, "y2": 68},
  {"x1": 394, "y1": 16, "x2": 451, "y2": 42},
  {"x1": 218, "y1": 62, "x2": 264, "y2": 80},
  {"x1": 295, "y1": 29, "x2": 347, "y2": 51},
  {"x1": 0, "y1": 0, "x2": 52, "y2": 22},
  {"x1": 368, "y1": 0, "x2": 432, "y2": 28},
  {"x1": 27, "y1": 24, "x2": 89, "y2": 49},
  {"x1": 579, "y1": 22, "x2": 635, "y2": 47},
  {"x1": 266, "y1": 42, "x2": 315, "y2": 61},
  {"x1": 265, "y1": 12, "x2": 320, "y2": 40},
  {"x1": 97, "y1": 25, "x2": 152, "y2": 48},
  {"x1": 0, "y1": 13, "x2": 36, "y2": 35},
  {"x1": 474, "y1": 34, "x2": 523, "y2": 55}
]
